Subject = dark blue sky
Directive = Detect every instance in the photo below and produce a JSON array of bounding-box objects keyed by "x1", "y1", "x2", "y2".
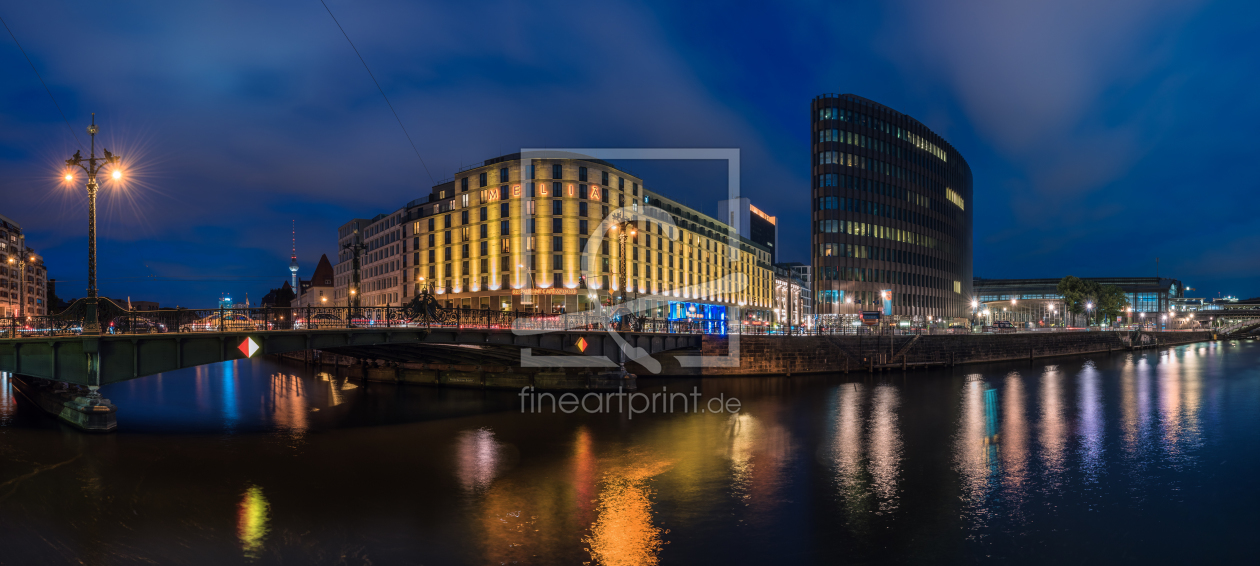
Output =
[{"x1": 2, "y1": 0, "x2": 1258, "y2": 307}]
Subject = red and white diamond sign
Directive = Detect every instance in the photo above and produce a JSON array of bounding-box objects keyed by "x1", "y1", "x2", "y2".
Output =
[{"x1": 238, "y1": 337, "x2": 260, "y2": 358}]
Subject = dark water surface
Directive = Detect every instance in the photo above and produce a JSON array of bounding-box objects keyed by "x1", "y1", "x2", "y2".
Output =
[{"x1": 2, "y1": 340, "x2": 1259, "y2": 565}]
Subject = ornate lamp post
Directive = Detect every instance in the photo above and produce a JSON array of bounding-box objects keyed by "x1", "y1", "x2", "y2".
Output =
[
  {"x1": 341, "y1": 235, "x2": 366, "y2": 309},
  {"x1": 64, "y1": 114, "x2": 122, "y2": 336},
  {"x1": 609, "y1": 215, "x2": 637, "y2": 327}
]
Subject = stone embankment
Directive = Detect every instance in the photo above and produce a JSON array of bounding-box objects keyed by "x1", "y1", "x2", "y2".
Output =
[
  {"x1": 278, "y1": 330, "x2": 1217, "y2": 381},
  {"x1": 274, "y1": 351, "x2": 633, "y2": 390},
  {"x1": 653, "y1": 330, "x2": 1217, "y2": 376}
]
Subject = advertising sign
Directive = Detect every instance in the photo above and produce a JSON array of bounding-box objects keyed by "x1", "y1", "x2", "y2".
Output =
[{"x1": 881, "y1": 289, "x2": 893, "y2": 316}]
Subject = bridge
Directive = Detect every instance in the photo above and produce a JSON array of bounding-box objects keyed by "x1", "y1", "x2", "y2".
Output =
[{"x1": 0, "y1": 299, "x2": 704, "y2": 430}]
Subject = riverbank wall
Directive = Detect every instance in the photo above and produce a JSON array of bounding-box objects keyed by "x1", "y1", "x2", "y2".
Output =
[
  {"x1": 276, "y1": 331, "x2": 1216, "y2": 380},
  {"x1": 645, "y1": 330, "x2": 1217, "y2": 376},
  {"x1": 271, "y1": 352, "x2": 634, "y2": 390}
]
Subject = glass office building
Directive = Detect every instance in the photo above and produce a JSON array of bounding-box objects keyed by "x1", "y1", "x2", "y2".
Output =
[
  {"x1": 811, "y1": 94, "x2": 974, "y2": 323},
  {"x1": 973, "y1": 276, "x2": 1185, "y2": 326}
]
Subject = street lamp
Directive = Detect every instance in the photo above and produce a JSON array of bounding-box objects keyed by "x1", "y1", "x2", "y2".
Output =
[
  {"x1": 609, "y1": 215, "x2": 638, "y2": 326},
  {"x1": 341, "y1": 233, "x2": 366, "y2": 310},
  {"x1": 63, "y1": 113, "x2": 122, "y2": 335}
]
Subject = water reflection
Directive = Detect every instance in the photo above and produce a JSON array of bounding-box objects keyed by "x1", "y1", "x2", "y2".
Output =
[
  {"x1": 1038, "y1": 366, "x2": 1068, "y2": 489},
  {"x1": 1078, "y1": 362, "x2": 1104, "y2": 483},
  {"x1": 724, "y1": 409, "x2": 793, "y2": 519},
  {"x1": 456, "y1": 427, "x2": 505, "y2": 493},
  {"x1": 1159, "y1": 350, "x2": 1204, "y2": 466},
  {"x1": 956, "y1": 376, "x2": 998, "y2": 530},
  {"x1": 1000, "y1": 374, "x2": 1030, "y2": 514},
  {"x1": 827, "y1": 383, "x2": 866, "y2": 513},
  {"x1": 824, "y1": 381, "x2": 903, "y2": 521},
  {"x1": 583, "y1": 457, "x2": 673, "y2": 566},
  {"x1": 268, "y1": 373, "x2": 308, "y2": 439},
  {"x1": 0, "y1": 372, "x2": 15, "y2": 425},
  {"x1": 0, "y1": 343, "x2": 1245, "y2": 565},
  {"x1": 868, "y1": 384, "x2": 901, "y2": 513},
  {"x1": 727, "y1": 412, "x2": 758, "y2": 501},
  {"x1": 237, "y1": 485, "x2": 270, "y2": 559}
]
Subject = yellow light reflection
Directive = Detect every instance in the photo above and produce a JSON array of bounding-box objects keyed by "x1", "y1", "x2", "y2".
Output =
[
  {"x1": 583, "y1": 458, "x2": 673, "y2": 566},
  {"x1": 237, "y1": 485, "x2": 270, "y2": 558},
  {"x1": 269, "y1": 373, "x2": 308, "y2": 439},
  {"x1": 573, "y1": 427, "x2": 597, "y2": 524}
]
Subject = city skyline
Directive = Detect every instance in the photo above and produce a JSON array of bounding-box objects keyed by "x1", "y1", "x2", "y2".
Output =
[{"x1": 2, "y1": 1, "x2": 1259, "y2": 308}]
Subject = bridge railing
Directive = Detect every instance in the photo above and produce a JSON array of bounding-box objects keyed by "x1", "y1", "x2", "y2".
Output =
[{"x1": 1, "y1": 306, "x2": 712, "y2": 338}]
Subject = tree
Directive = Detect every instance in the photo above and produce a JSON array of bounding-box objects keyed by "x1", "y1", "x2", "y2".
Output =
[
  {"x1": 1095, "y1": 284, "x2": 1130, "y2": 326},
  {"x1": 1057, "y1": 276, "x2": 1088, "y2": 316},
  {"x1": 1057, "y1": 276, "x2": 1129, "y2": 326}
]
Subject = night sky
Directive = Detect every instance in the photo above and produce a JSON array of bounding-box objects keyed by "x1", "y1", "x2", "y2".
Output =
[{"x1": 2, "y1": 0, "x2": 1258, "y2": 308}]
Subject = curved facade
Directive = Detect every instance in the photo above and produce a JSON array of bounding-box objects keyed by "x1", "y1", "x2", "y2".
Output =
[
  {"x1": 811, "y1": 94, "x2": 973, "y2": 323},
  {"x1": 332, "y1": 153, "x2": 777, "y2": 323}
]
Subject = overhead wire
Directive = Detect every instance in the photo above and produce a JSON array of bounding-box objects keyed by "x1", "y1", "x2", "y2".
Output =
[
  {"x1": 317, "y1": 0, "x2": 434, "y2": 183},
  {"x1": 0, "y1": 13, "x2": 84, "y2": 149}
]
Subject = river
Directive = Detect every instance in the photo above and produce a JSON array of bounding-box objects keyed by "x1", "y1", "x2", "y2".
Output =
[{"x1": 1, "y1": 340, "x2": 1257, "y2": 564}]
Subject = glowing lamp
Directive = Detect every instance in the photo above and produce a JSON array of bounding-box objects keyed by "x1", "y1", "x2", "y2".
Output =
[{"x1": 111, "y1": 170, "x2": 122, "y2": 180}]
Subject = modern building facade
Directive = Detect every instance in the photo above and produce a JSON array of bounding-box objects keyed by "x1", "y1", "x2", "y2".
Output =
[
  {"x1": 334, "y1": 214, "x2": 402, "y2": 308},
  {"x1": 973, "y1": 276, "x2": 1185, "y2": 326},
  {"x1": 811, "y1": 94, "x2": 974, "y2": 323},
  {"x1": 333, "y1": 153, "x2": 777, "y2": 325},
  {"x1": 771, "y1": 263, "x2": 808, "y2": 331},
  {"x1": 718, "y1": 198, "x2": 778, "y2": 263},
  {"x1": 1, "y1": 214, "x2": 49, "y2": 317}
]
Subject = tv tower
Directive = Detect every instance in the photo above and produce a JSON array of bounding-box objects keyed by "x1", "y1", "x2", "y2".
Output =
[{"x1": 289, "y1": 220, "x2": 299, "y2": 290}]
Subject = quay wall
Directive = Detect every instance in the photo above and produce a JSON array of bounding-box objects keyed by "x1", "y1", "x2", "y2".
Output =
[
  {"x1": 663, "y1": 331, "x2": 1217, "y2": 376},
  {"x1": 276, "y1": 331, "x2": 1217, "y2": 380}
]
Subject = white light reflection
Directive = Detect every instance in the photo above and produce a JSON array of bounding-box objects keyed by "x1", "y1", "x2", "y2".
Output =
[
  {"x1": 867, "y1": 384, "x2": 902, "y2": 513},
  {"x1": 826, "y1": 383, "x2": 867, "y2": 511},
  {"x1": 1077, "y1": 361, "x2": 1104, "y2": 483},
  {"x1": 1000, "y1": 373, "x2": 1030, "y2": 515},
  {"x1": 456, "y1": 427, "x2": 505, "y2": 493},
  {"x1": 1158, "y1": 346, "x2": 1204, "y2": 467},
  {"x1": 955, "y1": 376, "x2": 998, "y2": 531},
  {"x1": 1038, "y1": 366, "x2": 1067, "y2": 490}
]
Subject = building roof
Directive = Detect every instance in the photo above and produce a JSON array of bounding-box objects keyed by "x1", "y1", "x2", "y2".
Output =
[{"x1": 310, "y1": 254, "x2": 335, "y2": 287}]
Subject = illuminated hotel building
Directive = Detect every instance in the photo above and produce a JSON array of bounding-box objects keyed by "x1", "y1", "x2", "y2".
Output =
[
  {"x1": 334, "y1": 154, "x2": 776, "y2": 322},
  {"x1": 811, "y1": 94, "x2": 973, "y2": 322}
]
